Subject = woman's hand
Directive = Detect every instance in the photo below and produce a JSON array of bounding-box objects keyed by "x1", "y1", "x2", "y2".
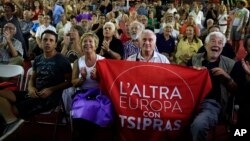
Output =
[
  {"x1": 80, "y1": 67, "x2": 87, "y2": 79},
  {"x1": 90, "y1": 67, "x2": 97, "y2": 80},
  {"x1": 63, "y1": 34, "x2": 71, "y2": 47}
]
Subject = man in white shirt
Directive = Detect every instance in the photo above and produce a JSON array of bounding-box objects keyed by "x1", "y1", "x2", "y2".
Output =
[
  {"x1": 167, "y1": 3, "x2": 177, "y2": 14},
  {"x1": 35, "y1": 15, "x2": 57, "y2": 49},
  {"x1": 127, "y1": 29, "x2": 170, "y2": 64}
]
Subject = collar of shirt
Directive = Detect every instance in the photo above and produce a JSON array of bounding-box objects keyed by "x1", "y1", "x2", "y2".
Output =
[{"x1": 137, "y1": 51, "x2": 157, "y2": 62}]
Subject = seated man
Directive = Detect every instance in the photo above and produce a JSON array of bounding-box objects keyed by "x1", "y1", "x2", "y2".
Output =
[
  {"x1": 0, "y1": 23, "x2": 24, "y2": 65},
  {"x1": 127, "y1": 29, "x2": 170, "y2": 64},
  {"x1": 123, "y1": 21, "x2": 145, "y2": 59},
  {"x1": 187, "y1": 31, "x2": 237, "y2": 141},
  {"x1": 198, "y1": 25, "x2": 236, "y2": 59},
  {"x1": 0, "y1": 30, "x2": 72, "y2": 140}
]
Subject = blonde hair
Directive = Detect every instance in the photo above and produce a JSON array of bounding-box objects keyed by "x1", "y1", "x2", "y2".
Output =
[{"x1": 80, "y1": 32, "x2": 99, "y2": 47}]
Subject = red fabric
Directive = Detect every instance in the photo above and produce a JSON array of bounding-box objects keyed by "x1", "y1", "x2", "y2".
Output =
[
  {"x1": 96, "y1": 60, "x2": 211, "y2": 141},
  {"x1": 180, "y1": 23, "x2": 200, "y2": 36},
  {"x1": 0, "y1": 81, "x2": 17, "y2": 91}
]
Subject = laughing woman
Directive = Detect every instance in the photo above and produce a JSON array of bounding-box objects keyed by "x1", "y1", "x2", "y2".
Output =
[
  {"x1": 71, "y1": 32, "x2": 104, "y2": 141},
  {"x1": 175, "y1": 25, "x2": 203, "y2": 65}
]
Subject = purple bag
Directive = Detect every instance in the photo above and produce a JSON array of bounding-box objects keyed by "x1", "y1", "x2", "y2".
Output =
[{"x1": 71, "y1": 88, "x2": 114, "y2": 127}]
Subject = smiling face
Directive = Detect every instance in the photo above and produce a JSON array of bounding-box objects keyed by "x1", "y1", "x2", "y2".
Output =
[
  {"x1": 205, "y1": 34, "x2": 225, "y2": 61},
  {"x1": 185, "y1": 26, "x2": 195, "y2": 39},
  {"x1": 139, "y1": 30, "x2": 156, "y2": 53},
  {"x1": 81, "y1": 36, "x2": 96, "y2": 54}
]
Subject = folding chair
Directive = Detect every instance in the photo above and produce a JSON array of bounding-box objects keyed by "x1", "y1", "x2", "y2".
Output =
[
  {"x1": 0, "y1": 64, "x2": 24, "y2": 90},
  {"x1": 28, "y1": 99, "x2": 70, "y2": 141},
  {"x1": 23, "y1": 67, "x2": 33, "y2": 91}
]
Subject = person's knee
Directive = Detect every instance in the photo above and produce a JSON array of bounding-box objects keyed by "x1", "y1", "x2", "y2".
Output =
[
  {"x1": 0, "y1": 90, "x2": 17, "y2": 102},
  {"x1": 9, "y1": 56, "x2": 24, "y2": 66},
  {"x1": 191, "y1": 118, "x2": 208, "y2": 133}
]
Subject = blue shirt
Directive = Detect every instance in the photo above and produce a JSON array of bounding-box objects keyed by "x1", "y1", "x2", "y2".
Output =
[
  {"x1": 53, "y1": 4, "x2": 64, "y2": 25},
  {"x1": 123, "y1": 40, "x2": 140, "y2": 59},
  {"x1": 31, "y1": 23, "x2": 40, "y2": 33},
  {"x1": 156, "y1": 34, "x2": 175, "y2": 54}
]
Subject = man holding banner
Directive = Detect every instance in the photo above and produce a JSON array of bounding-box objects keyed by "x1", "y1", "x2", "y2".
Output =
[
  {"x1": 96, "y1": 30, "x2": 213, "y2": 141},
  {"x1": 127, "y1": 29, "x2": 170, "y2": 63},
  {"x1": 187, "y1": 31, "x2": 237, "y2": 141}
]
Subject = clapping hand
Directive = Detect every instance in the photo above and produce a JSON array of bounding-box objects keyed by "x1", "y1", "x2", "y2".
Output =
[
  {"x1": 90, "y1": 67, "x2": 97, "y2": 80},
  {"x1": 101, "y1": 40, "x2": 110, "y2": 52},
  {"x1": 80, "y1": 67, "x2": 87, "y2": 79}
]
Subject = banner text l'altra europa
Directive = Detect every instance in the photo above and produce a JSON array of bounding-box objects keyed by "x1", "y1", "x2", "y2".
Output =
[{"x1": 96, "y1": 59, "x2": 212, "y2": 141}]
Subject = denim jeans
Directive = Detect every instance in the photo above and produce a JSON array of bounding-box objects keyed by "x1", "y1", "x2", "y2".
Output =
[{"x1": 191, "y1": 99, "x2": 221, "y2": 141}]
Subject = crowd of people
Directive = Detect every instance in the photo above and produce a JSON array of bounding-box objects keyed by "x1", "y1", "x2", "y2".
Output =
[{"x1": 0, "y1": 0, "x2": 250, "y2": 141}]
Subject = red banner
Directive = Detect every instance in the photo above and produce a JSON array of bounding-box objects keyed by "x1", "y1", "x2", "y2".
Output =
[{"x1": 96, "y1": 59, "x2": 211, "y2": 141}]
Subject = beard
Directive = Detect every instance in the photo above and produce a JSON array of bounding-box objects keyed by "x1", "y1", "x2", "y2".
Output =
[{"x1": 131, "y1": 34, "x2": 139, "y2": 40}]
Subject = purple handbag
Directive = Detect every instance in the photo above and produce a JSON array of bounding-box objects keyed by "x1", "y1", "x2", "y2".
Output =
[{"x1": 71, "y1": 88, "x2": 114, "y2": 127}]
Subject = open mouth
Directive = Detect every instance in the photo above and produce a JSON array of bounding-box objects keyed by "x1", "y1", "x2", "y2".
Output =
[{"x1": 211, "y1": 46, "x2": 220, "y2": 52}]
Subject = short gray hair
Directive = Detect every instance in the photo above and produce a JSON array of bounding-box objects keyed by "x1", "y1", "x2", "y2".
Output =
[
  {"x1": 103, "y1": 22, "x2": 116, "y2": 32},
  {"x1": 205, "y1": 31, "x2": 226, "y2": 47},
  {"x1": 140, "y1": 29, "x2": 156, "y2": 44}
]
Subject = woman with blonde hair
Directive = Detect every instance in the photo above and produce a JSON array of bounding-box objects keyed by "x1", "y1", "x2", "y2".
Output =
[{"x1": 71, "y1": 32, "x2": 105, "y2": 140}]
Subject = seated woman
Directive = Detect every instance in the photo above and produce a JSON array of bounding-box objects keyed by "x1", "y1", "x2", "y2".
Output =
[
  {"x1": 175, "y1": 25, "x2": 203, "y2": 65},
  {"x1": 61, "y1": 25, "x2": 84, "y2": 63},
  {"x1": 71, "y1": 32, "x2": 105, "y2": 141},
  {"x1": 179, "y1": 15, "x2": 200, "y2": 38}
]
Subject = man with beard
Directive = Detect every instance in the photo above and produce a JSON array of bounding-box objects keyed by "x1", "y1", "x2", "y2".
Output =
[
  {"x1": 123, "y1": 21, "x2": 144, "y2": 59},
  {"x1": 187, "y1": 31, "x2": 237, "y2": 141}
]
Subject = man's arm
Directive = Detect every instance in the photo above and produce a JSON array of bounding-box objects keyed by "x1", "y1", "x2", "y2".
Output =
[
  {"x1": 38, "y1": 72, "x2": 72, "y2": 98},
  {"x1": 28, "y1": 70, "x2": 39, "y2": 98}
]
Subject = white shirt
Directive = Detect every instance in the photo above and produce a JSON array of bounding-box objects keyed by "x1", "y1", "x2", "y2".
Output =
[
  {"x1": 78, "y1": 55, "x2": 104, "y2": 89},
  {"x1": 232, "y1": 8, "x2": 249, "y2": 26},
  {"x1": 127, "y1": 51, "x2": 170, "y2": 64},
  {"x1": 35, "y1": 25, "x2": 57, "y2": 38},
  {"x1": 167, "y1": 8, "x2": 177, "y2": 14},
  {"x1": 189, "y1": 10, "x2": 204, "y2": 26},
  {"x1": 218, "y1": 13, "x2": 228, "y2": 25}
]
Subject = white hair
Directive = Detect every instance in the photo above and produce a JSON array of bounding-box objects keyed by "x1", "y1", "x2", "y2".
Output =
[
  {"x1": 129, "y1": 21, "x2": 145, "y2": 31},
  {"x1": 163, "y1": 23, "x2": 173, "y2": 29},
  {"x1": 103, "y1": 22, "x2": 116, "y2": 32},
  {"x1": 205, "y1": 31, "x2": 226, "y2": 47},
  {"x1": 140, "y1": 29, "x2": 156, "y2": 44}
]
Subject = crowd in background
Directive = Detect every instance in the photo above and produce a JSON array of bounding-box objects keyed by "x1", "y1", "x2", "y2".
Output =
[{"x1": 1, "y1": 0, "x2": 250, "y2": 141}]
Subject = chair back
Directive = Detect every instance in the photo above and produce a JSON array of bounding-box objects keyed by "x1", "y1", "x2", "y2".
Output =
[
  {"x1": 0, "y1": 64, "x2": 24, "y2": 90},
  {"x1": 24, "y1": 67, "x2": 33, "y2": 91}
]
